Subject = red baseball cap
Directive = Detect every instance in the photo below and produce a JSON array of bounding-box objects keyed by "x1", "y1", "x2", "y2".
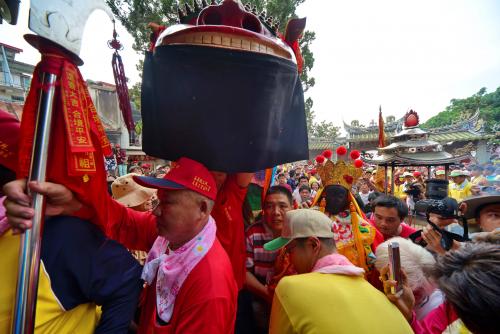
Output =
[
  {"x1": 0, "y1": 109, "x2": 20, "y2": 172},
  {"x1": 134, "y1": 157, "x2": 217, "y2": 200},
  {"x1": 413, "y1": 171, "x2": 421, "y2": 177}
]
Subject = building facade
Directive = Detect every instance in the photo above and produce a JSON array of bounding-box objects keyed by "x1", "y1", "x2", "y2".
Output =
[{"x1": 0, "y1": 42, "x2": 34, "y2": 119}]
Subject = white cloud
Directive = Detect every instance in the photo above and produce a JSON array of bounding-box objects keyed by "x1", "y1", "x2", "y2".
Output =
[{"x1": 297, "y1": 0, "x2": 500, "y2": 125}]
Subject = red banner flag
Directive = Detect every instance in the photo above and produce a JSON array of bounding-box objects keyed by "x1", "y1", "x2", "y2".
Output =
[
  {"x1": 378, "y1": 105, "x2": 385, "y2": 148},
  {"x1": 18, "y1": 45, "x2": 113, "y2": 230}
]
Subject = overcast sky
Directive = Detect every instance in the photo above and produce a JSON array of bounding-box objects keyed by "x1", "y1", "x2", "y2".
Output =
[{"x1": 2, "y1": 0, "x2": 500, "y2": 127}]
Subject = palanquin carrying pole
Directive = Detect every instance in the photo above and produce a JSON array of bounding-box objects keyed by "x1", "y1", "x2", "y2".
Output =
[{"x1": 12, "y1": 1, "x2": 113, "y2": 332}]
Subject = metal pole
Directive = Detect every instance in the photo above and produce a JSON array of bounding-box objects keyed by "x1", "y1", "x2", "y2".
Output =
[
  {"x1": 384, "y1": 165, "x2": 389, "y2": 195},
  {"x1": 390, "y1": 164, "x2": 395, "y2": 195},
  {"x1": 12, "y1": 72, "x2": 57, "y2": 334}
]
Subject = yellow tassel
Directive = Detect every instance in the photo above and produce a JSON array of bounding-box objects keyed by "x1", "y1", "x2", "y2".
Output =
[{"x1": 349, "y1": 193, "x2": 369, "y2": 273}]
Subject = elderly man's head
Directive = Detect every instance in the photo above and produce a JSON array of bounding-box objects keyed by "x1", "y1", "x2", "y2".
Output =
[
  {"x1": 264, "y1": 209, "x2": 336, "y2": 274},
  {"x1": 375, "y1": 237, "x2": 437, "y2": 306},
  {"x1": 134, "y1": 157, "x2": 217, "y2": 248},
  {"x1": 154, "y1": 189, "x2": 214, "y2": 246}
]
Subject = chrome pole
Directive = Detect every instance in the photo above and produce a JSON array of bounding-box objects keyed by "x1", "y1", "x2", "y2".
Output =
[
  {"x1": 384, "y1": 165, "x2": 389, "y2": 195},
  {"x1": 12, "y1": 72, "x2": 57, "y2": 334},
  {"x1": 390, "y1": 164, "x2": 395, "y2": 195}
]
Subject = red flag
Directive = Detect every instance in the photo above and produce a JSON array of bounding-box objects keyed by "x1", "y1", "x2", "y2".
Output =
[
  {"x1": 262, "y1": 167, "x2": 277, "y2": 202},
  {"x1": 378, "y1": 105, "x2": 385, "y2": 148},
  {"x1": 18, "y1": 43, "x2": 112, "y2": 231}
]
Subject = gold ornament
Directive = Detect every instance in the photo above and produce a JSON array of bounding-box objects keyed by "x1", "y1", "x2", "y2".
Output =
[
  {"x1": 373, "y1": 168, "x2": 386, "y2": 192},
  {"x1": 317, "y1": 159, "x2": 363, "y2": 191}
]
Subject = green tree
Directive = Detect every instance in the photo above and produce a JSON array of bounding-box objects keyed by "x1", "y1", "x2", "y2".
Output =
[
  {"x1": 310, "y1": 120, "x2": 340, "y2": 139},
  {"x1": 423, "y1": 86, "x2": 500, "y2": 132},
  {"x1": 304, "y1": 97, "x2": 314, "y2": 134},
  {"x1": 128, "y1": 81, "x2": 141, "y2": 110}
]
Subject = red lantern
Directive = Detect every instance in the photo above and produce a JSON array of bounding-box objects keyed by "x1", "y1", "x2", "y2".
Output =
[
  {"x1": 350, "y1": 150, "x2": 360, "y2": 160},
  {"x1": 336, "y1": 146, "x2": 347, "y2": 156},
  {"x1": 354, "y1": 159, "x2": 363, "y2": 168},
  {"x1": 315, "y1": 155, "x2": 325, "y2": 164},
  {"x1": 322, "y1": 149, "x2": 333, "y2": 159}
]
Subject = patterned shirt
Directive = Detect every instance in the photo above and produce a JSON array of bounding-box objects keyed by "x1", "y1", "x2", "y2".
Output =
[{"x1": 246, "y1": 221, "x2": 279, "y2": 284}]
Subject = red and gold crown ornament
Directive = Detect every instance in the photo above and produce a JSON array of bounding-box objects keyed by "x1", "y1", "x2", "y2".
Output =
[{"x1": 315, "y1": 146, "x2": 363, "y2": 191}]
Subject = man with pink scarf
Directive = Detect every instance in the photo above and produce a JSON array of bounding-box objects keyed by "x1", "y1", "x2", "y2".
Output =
[
  {"x1": 264, "y1": 209, "x2": 413, "y2": 334},
  {"x1": 4, "y1": 157, "x2": 237, "y2": 333}
]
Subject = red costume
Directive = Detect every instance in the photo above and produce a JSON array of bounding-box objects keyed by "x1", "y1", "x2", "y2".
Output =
[
  {"x1": 211, "y1": 175, "x2": 248, "y2": 290},
  {"x1": 139, "y1": 239, "x2": 237, "y2": 334}
]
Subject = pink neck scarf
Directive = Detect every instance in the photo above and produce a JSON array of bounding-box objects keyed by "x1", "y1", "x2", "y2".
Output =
[
  {"x1": 312, "y1": 253, "x2": 365, "y2": 276},
  {"x1": 141, "y1": 216, "x2": 216, "y2": 323}
]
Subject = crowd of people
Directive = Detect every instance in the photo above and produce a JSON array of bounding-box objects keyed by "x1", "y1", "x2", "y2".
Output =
[
  {"x1": 273, "y1": 160, "x2": 500, "y2": 213},
  {"x1": 1, "y1": 139, "x2": 499, "y2": 333}
]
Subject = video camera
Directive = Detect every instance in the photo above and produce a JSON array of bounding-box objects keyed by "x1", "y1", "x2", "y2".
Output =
[
  {"x1": 403, "y1": 183, "x2": 422, "y2": 196},
  {"x1": 414, "y1": 179, "x2": 458, "y2": 218},
  {"x1": 410, "y1": 179, "x2": 469, "y2": 250},
  {"x1": 404, "y1": 182, "x2": 424, "y2": 203}
]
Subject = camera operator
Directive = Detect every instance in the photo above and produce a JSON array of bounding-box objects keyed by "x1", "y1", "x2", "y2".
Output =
[
  {"x1": 403, "y1": 181, "x2": 424, "y2": 215},
  {"x1": 412, "y1": 180, "x2": 469, "y2": 255}
]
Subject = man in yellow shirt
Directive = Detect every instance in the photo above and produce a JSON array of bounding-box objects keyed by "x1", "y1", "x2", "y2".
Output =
[
  {"x1": 264, "y1": 209, "x2": 413, "y2": 334},
  {"x1": 470, "y1": 166, "x2": 488, "y2": 187},
  {"x1": 449, "y1": 170, "x2": 476, "y2": 201}
]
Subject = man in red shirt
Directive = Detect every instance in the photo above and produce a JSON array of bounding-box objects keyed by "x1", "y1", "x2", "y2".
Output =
[
  {"x1": 4, "y1": 157, "x2": 237, "y2": 334},
  {"x1": 210, "y1": 172, "x2": 253, "y2": 290},
  {"x1": 369, "y1": 194, "x2": 417, "y2": 250}
]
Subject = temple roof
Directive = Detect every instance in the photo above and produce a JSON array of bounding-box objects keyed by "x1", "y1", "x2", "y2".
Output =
[
  {"x1": 308, "y1": 138, "x2": 344, "y2": 150},
  {"x1": 425, "y1": 111, "x2": 485, "y2": 133},
  {"x1": 348, "y1": 129, "x2": 486, "y2": 143},
  {"x1": 343, "y1": 117, "x2": 403, "y2": 135},
  {"x1": 346, "y1": 111, "x2": 486, "y2": 141},
  {"x1": 379, "y1": 139, "x2": 440, "y2": 152},
  {"x1": 363, "y1": 152, "x2": 470, "y2": 166},
  {"x1": 393, "y1": 127, "x2": 428, "y2": 138}
]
